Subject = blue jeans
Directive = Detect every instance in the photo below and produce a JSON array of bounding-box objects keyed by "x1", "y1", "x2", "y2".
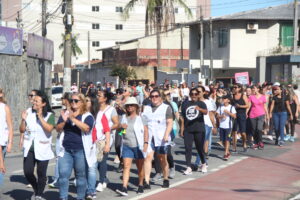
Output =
[
  {"x1": 58, "y1": 149, "x2": 87, "y2": 200},
  {"x1": 272, "y1": 112, "x2": 287, "y2": 142},
  {"x1": 0, "y1": 146, "x2": 7, "y2": 187},
  {"x1": 97, "y1": 153, "x2": 109, "y2": 184},
  {"x1": 195, "y1": 125, "x2": 212, "y2": 166},
  {"x1": 86, "y1": 162, "x2": 97, "y2": 195},
  {"x1": 53, "y1": 157, "x2": 59, "y2": 183}
]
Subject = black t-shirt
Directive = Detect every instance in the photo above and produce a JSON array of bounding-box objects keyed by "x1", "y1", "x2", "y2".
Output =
[
  {"x1": 142, "y1": 97, "x2": 151, "y2": 106},
  {"x1": 181, "y1": 100, "x2": 207, "y2": 133},
  {"x1": 273, "y1": 95, "x2": 289, "y2": 113}
]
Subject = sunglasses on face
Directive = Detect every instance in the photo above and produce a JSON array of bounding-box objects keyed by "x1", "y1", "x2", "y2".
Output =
[
  {"x1": 28, "y1": 94, "x2": 35, "y2": 98},
  {"x1": 150, "y1": 95, "x2": 160, "y2": 98},
  {"x1": 70, "y1": 99, "x2": 81, "y2": 103},
  {"x1": 191, "y1": 92, "x2": 199, "y2": 96}
]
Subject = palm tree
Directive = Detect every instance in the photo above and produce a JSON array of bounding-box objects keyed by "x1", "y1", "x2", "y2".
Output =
[
  {"x1": 59, "y1": 33, "x2": 82, "y2": 57},
  {"x1": 124, "y1": 0, "x2": 192, "y2": 68}
]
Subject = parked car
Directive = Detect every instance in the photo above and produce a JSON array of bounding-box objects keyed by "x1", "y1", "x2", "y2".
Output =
[{"x1": 51, "y1": 86, "x2": 63, "y2": 108}]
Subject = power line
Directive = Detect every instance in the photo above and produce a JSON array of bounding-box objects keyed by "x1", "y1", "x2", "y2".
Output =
[{"x1": 2, "y1": 0, "x2": 35, "y2": 20}]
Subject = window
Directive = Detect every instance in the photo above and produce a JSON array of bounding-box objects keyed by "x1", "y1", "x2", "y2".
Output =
[
  {"x1": 280, "y1": 23, "x2": 293, "y2": 47},
  {"x1": 175, "y1": 8, "x2": 178, "y2": 14},
  {"x1": 92, "y1": 6, "x2": 99, "y2": 12},
  {"x1": 92, "y1": 41, "x2": 100, "y2": 47},
  {"x1": 116, "y1": 7, "x2": 123, "y2": 12},
  {"x1": 115, "y1": 24, "x2": 123, "y2": 30},
  {"x1": 92, "y1": 23, "x2": 100, "y2": 29},
  {"x1": 218, "y1": 28, "x2": 228, "y2": 47}
]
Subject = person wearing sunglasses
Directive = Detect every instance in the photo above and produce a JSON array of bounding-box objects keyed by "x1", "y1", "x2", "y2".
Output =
[
  {"x1": 180, "y1": 88, "x2": 208, "y2": 175},
  {"x1": 142, "y1": 89, "x2": 173, "y2": 188},
  {"x1": 0, "y1": 88, "x2": 13, "y2": 187},
  {"x1": 20, "y1": 90, "x2": 55, "y2": 200},
  {"x1": 56, "y1": 93, "x2": 95, "y2": 200}
]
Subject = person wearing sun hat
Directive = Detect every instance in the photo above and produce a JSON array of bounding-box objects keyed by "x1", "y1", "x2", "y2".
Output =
[{"x1": 116, "y1": 97, "x2": 149, "y2": 196}]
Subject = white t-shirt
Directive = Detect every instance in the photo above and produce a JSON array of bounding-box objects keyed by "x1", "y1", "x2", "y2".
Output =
[
  {"x1": 295, "y1": 90, "x2": 300, "y2": 103},
  {"x1": 181, "y1": 88, "x2": 190, "y2": 98},
  {"x1": 204, "y1": 99, "x2": 216, "y2": 127},
  {"x1": 216, "y1": 104, "x2": 236, "y2": 129}
]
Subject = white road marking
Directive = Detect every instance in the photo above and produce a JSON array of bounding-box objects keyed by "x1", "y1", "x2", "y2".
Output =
[
  {"x1": 129, "y1": 157, "x2": 248, "y2": 200},
  {"x1": 290, "y1": 193, "x2": 300, "y2": 200}
]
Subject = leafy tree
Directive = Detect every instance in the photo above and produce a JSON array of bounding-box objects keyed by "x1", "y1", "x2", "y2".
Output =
[
  {"x1": 124, "y1": 0, "x2": 192, "y2": 68},
  {"x1": 110, "y1": 64, "x2": 137, "y2": 83},
  {"x1": 59, "y1": 33, "x2": 82, "y2": 57}
]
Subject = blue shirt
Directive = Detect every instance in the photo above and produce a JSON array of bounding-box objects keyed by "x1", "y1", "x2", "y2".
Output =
[{"x1": 57, "y1": 114, "x2": 94, "y2": 150}]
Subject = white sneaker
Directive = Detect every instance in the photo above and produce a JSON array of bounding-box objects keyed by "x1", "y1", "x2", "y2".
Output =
[
  {"x1": 267, "y1": 135, "x2": 273, "y2": 141},
  {"x1": 201, "y1": 164, "x2": 208, "y2": 173},
  {"x1": 183, "y1": 167, "x2": 192, "y2": 175},
  {"x1": 26, "y1": 184, "x2": 32, "y2": 188},
  {"x1": 96, "y1": 183, "x2": 103, "y2": 192},
  {"x1": 103, "y1": 182, "x2": 107, "y2": 189}
]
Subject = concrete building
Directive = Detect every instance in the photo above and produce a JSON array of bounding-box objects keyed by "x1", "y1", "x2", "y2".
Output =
[
  {"x1": 187, "y1": 2, "x2": 300, "y2": 85},
  {"x1": 1, "y1": 0, "x2": 211, "y2": 65}
]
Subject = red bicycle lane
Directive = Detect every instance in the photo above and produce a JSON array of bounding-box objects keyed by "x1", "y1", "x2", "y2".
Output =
[{"x1": 143, "y1": 140, "x2": 300, "y2": 200}]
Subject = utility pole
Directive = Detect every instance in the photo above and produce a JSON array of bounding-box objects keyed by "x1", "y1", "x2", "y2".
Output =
[
  {"x1": 293, "y1": 0, "x2": 298, "y2": 55},
  {"x1": 209, "y1": 17, "x2": 214, "y2": 83},
  {"x1": 41, "y1": 0, "x2": 47, "y2": 91},
  {"x1": 63, "y1": 0, "x2": 73, "y2": 92},
  {"x1": 16, "y1": 11, "x2": 22, "y2": 29},
  {"x1": 199, "y1": 6, "x2": 204, "y2": 81},
  {"x1": 88, "y1": 31, "x2": 91, "y2": 69},
  {"x1": 180, "y1": 25, "x2": 183, "y2": 60}
]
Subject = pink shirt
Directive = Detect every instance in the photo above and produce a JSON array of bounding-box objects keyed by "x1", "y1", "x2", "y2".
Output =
[{"x1": 249, "y1": 95, "x2": 266, "y2": 119}]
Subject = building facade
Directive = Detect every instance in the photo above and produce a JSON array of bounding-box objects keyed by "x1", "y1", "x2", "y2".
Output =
[{"x1": 1, "y1": 0, "x2": 211, "y2": 65}]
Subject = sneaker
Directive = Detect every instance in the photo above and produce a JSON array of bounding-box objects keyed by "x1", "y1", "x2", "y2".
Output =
[
  {"x1": 35, "y1": 196, "x2": 45, "y2": 200},
  {"x1": 252, "y1": 144, "x2": 259, "y2": 150},
  {"x1": 169, "y1": 167, "x2": 175, "y2": 179},
  {"x1": 116, "y1": 187, "x2": 128, "y2": 196},
  {"x1": 243, "y1": 147, "x2": 248, "y2": 153},
  {"x1": 27, "y1": 184, "x2": 32, "y2": 188},
  {"x1": 143, "y1": 183, "x2": 151, "y2": 190},
  {"x1": 91, "y1": 193, "x2": 97, "y2": 199},
  {"x1": 217, "y1": 141, "x2": 224, "y2": 148},
  {"x1": 114, "y1": 156, "x2": 120, "y2": 164},
  {"x1": 231, "y1": 149, "x2": 238, "y2": 154},
  {"x1": 290, "y1": 136, "x2": 295, "y2": 142},
  {"x1": 96, "y1": 183, "x2": 103, "y2": 192},
  {"x1": 267, "y1": 135, "x2": 273, "y2": 141},
  {"x1": 102, "y1": 182, "x2": 107, "y2": 189},
  {"x1": 201, "y1": 164, "x2": 207, "y2": 173},
  {"x1": 259, "y1": 142, "x2": 264, "y2": 149},
  {"x1": 223, "y1": 153, "x2": 230, "y2": 161},
  {"x1": 151, "y1": 173, "x2": 162, "y2": 182},
  {"x1": 86, "y1": 194, "x2": 93, "y2": 200},
  {"x1": 48, "y1": 180, "x2": 58, "y2": 188},
  {"x1": 278, "y1": 141, "x2": 284, "y2": 147},
  {"x1": 137, "y1": 185, "x2": 144, "y2": 194},
  {"x1": 116, "y1": 163, "x2": 123, "y2": 173},
  {"x1": 183, "y1": 167, "x2": 192, "y2": 175},
  {"x1": 162, "y1": 179, "x2": 169, "y2": 188},
  {"x1": 284, "y1": 135, "x2": 290, "y2": 141}
]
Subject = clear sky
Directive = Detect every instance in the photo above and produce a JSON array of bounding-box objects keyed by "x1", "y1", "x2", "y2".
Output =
[{"x1": 211, "y1": 0, "x2": 293, "y2": 17}]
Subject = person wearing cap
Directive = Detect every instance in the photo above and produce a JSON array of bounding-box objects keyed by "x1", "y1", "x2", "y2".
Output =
[
  {"x1": 116, "y1": 97, "x2": 149, "y2": 196},
  {"x1": 216, "y1": 95, "x2": 236, "y2": 160}
]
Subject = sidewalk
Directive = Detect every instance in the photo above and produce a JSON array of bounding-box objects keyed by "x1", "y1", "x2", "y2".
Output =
[{"x1": 144, "y1": 138, "x2": 300, "y2": 200}]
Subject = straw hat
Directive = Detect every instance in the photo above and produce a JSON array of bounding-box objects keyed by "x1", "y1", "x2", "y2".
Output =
[{"x1": 125, "y1": 97, "x2": 138, "y2": 105}]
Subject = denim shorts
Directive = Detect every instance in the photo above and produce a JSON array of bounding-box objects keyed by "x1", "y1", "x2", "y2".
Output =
[
  {"x1": 151, "y1": 143, "x2": 169, "y2": 154},
  {"x1": 122, "y1": 145, "x2": 144, "y2": 159},
  {"x1": 219, "y1": 128, "x2": 232, "y2": 142}
]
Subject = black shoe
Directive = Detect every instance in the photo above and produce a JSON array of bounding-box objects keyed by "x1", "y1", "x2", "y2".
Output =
[
  {"x1": 144, "y1": 183, "x2": 151, "y2": 190},
  {"x1": 191, "y1": 164, "x2": 198, "y2": 171},
  {"x1": 116, "y1": 163, "x2": 123, "y2": 173},
  {"x1": 137, "y1": 185, "x2": 144, "y2": 194},
  {"x1": 162, "y1": 179, "x2": 169, "y2": 188},
  {"x1": 116, "y1": 187, "x2": 128, "y2": 196},
  {"x1": 275, "y1": 139, "x2": 278, "y2": 145}
]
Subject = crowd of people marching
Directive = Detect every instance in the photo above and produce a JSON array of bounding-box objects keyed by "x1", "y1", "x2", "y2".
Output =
[{"x1": 0, "y1": 80, "x2": 299, "y2": 200}]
